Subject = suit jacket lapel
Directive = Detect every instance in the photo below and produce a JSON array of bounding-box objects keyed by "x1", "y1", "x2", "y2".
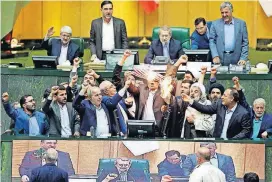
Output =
[
  {"x1": 157, "y1": 41, "x2": 163, "y2": 56},
  {"x1": 113, "y1": 17, "x2": 117, "y2": 47},
  {"x1": 217, "y1": 153, "x2": 224, "y2": 169},
  {"x1": 234, "y1": 18, "x2": 239, "y2": 51},
  {"x1": 227, "y1": 106, "x2": 239, "y2": 129},
  {"x1": 220, "y1": 19, "x2": 225, "y2": 50},
  {"x1": 66, "y1": 103, "x2": 73, "y2": 130},
  {"x1": 56, "y1": 40, "x2": 62, "y2": 57},
  {"x1": 67, "y1": 42, "x2": 73, "y2": 60},
  {"x1": 51, "y1": 102, "x2": 62, "y2": 128},
  {"x1": 98, "y1": 18, "x2": 103, "y2": 48}
]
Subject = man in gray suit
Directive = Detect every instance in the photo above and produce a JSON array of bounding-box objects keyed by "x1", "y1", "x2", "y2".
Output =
[
  {"x1": 183, "y1": 142, "x2": 236, "y2": 182},
  {"x1": 90, "y1": 0, "x2": 128, "y2": 61},
  {"x1": 209, "y1": 2, "x2": 249, "y2": 66},
  {"x1": 42, "y1": 85, "x2": 80, "y2": 137}
]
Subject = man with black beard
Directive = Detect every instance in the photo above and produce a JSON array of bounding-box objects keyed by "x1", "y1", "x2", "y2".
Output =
[
  {"x1": 2, "y1": 93, "x2": 49, "y2": 136},
  {"x1": 209, "y1": 83, "x2": 225, "y2": 103}
]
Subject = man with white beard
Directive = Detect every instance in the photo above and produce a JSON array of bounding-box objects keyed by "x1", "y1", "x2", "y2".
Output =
[{"x1": 181, "y1": 83, "x2": 214, "y2": 138}]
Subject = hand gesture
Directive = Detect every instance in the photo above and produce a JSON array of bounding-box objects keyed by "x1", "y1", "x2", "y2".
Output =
[
  {"x1": 73, "y1": 57, "x2": 80, "y2": 67},
  {"x1": 46, "y1": 27, "x2": 55, "y2": 37},
  {"x1": 187, "y1": 114, "x2": 195, "y2": 123},
  {"x1": 2, "y1": 92, "x2": 9, "y2": 102},
  {"x1": 261, "y1": 131, "x2": 268, "y2": 139},
  {"x1": 70, "y1": 75, "x2": 78, "y2": 85},
  {"x1": 200, "y1": 66, "x2": 207, "y2": 74},
  {"x1": 161, "y1": 175, "x2": 173, "y2": 182},
  {"x1": 232, "y1": 76, "x2": 241, "y2": 90},
  {"x1": 210, "y1": 67, "x2": 217, "y2": 75},
  {"x1": 74, "y1": 131, "x2": 80, "y2": 137},
  {"x1": 213, "y1": 57, "x2": 220, "y2": 64},
  {"x1": 81, "y1": 81, "x2": 89, "y2": 91},
  {"x1": 161, "y1": 105, "x2": 168, "y2": 113},
  {"x1": 105, "y1": 173, "x2": 118, "y2": 181},
  {"x1": 123, "y1": 49, "x2": 132, "y2": 58},
  {"x1": 124, "y1": 80, "x2": 132, "y2": 89},
  {"x1": 181, "y1": 93, "x2": 191, "y2": 103},
  {"x1": 21, "y1": 175, "x2": 30, "y2": 182},
  {"x1": 87, "y1": 69, "x2": 95, "y2": 76},
  {"x1": 176, "y1": 55, "x2": 188, "y2": 66},
  {"x1": 238, "y1": 60, "x2": 246, "y2": 66},
  {"x1": 125, "y1": 97, "x2": 133, "y2": 105}
]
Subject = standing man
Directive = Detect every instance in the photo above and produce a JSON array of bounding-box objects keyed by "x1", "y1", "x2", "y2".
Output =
[
  {"x1": 19, "y1": 140, "x2": 75, "y2": 182},
  {"x1": 191, "y1": 17, "x2": 212, "y2": 50},
  {"x1": 30, "y1": 148, "x2": 69, "y2": 182},
  {"x1": 41, "y1": 26, "x2": 79, "y2": 65},
  {"x1": 182, "y1": 87, "x2": 252, "y2": 139},
  {"x1": 188, "y1": 147, "x2": 226, "y2": 182},
  {"x1": 42, "y1": 85, "x2": 80, "y2": 137},
  {"x1": 183, "y1": 142, "x2": 236, "y2": 182},
  {"x1": 90, "y1": 0, "x2": 128, "y2": 61},
  {"x1": 2, "y1": 92, "x2": 49, "y2": 136},
  {"x1": 209, "y1": 1, "x2": 249, "y2": 66}
]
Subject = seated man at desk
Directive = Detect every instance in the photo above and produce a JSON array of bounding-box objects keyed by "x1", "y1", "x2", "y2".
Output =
[
  {"x1": 41, "y1": 26, "x2": 79, "y2": 65},
  {"x1": 97, "y1": 157, "x2": 147, "y2": 182},
  {"x1": 191, "y1": 17, "x2": 212, "y2": 50},
  {"x1": 144, "y1": 25, "x2": 185, "y2": 64}
]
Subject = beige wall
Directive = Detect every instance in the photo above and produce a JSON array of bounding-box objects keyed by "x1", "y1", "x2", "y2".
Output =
[
  {"x1": 11, "y1": 1, "x2": 272, "y2": 48},
  {"x1": 12, "y1": 140, "x2": 265, "y2": 179}
]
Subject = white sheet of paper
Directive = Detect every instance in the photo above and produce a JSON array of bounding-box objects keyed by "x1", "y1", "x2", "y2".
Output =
[
  {"x1": 122, "y1": 141, "x2": 159, "y2": 156},
  {"x1": 259, "y1": 0, "x2": 272, "y2": 17},
  {"x1": 186, "y1": 62, "x2": 211, "y2": 72}
]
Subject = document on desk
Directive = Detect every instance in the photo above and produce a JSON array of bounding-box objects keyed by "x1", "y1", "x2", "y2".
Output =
[{"x1": 122, "y1": 141, "x2": 159, "y2": 156}]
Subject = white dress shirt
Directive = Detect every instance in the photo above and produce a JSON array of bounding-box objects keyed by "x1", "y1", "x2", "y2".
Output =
[
  {"x1": 210, "y1": 153, "x2": 219, "y2": 168},
  {"x1": 58, "y1": 103, "x2": 72, "y2": 137},
  {"x1": 95, "y1": 106, "x2": 110, "y2": 136},
  {"x1": 142, "y1": 90, "x2": 156, "y2": 121},
  {"x1": 220, "y1": 103, "x2": 238, "y2": 139},
  {"x1": 102, "y1": 18, "x2": 115, "y2": 51},
  {"x1": 189, "y1": 162, "x2": 226, "y2": 182},
  {"x1": 58, "y1": 45, "x2": 69, "y2": 65}
]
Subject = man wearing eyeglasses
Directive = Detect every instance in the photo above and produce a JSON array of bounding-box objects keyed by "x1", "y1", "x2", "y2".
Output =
[
  {"x1": 191, "y1": 17, "x2": 212, "y2": 50},
  {"x1": 41, "y1": 26, "x2": 80, "y2": 65},
  {"x1": 2, "y1": 92, "x2": 49, "y2": 136}
]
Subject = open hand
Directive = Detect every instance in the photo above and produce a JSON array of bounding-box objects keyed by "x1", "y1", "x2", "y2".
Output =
[{"x1": 47, "y1": 27, "x2": 55, "y2": 37}]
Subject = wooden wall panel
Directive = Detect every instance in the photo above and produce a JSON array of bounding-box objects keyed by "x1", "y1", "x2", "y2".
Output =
[
  {"x1": 244, "y1": 144, "x2": 265, "y2": 179},
  {"x1": 42, "y1": 1, "x2": 62, "y2": 37},
  {"x1": 11, "y1": 141, "x2": 265, "y2": 178},
  {"x1": 61, "y1": 2, "x2": 81, "y2": 37}
]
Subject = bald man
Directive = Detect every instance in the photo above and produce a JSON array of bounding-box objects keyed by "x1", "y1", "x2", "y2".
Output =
[
  {"x1": 189, "y1": 147, "x2": 226, "y2": 182},
  {"x1": 30, "y1": 148, "x2": 68, "y2": 182}
]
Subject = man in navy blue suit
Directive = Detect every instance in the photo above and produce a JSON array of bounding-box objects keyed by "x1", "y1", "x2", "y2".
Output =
[
  {"x1": 183, "y1": 142, "x2": 236, "y2": 182},
  {"x1": 144, "y1": 26, "x2": 185, "y2": 64},
  {"x1": 41, "y1": 26, "x2": 79, "y2": 65},
  {"x1": 30, "y1": 148, "x2": 68, "y2": 182},
  {"x1": 191, "y1": 17, "x2": 212, "y2": 50},
  {"x1": 19, "y1": 140, "x2": 74, "y2": 182},
  {"x1": 232, "y1": 77, "x2": 272, "y2": 139}
]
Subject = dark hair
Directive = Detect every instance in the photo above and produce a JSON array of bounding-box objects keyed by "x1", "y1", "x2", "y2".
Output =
[
  {"x1": 181, "y1": 79, "x2": 194, "y2": 86},
  {"x1": 185, "y1": 71, "x2": 195, "y2": 79},
  {"x1": 165, "y1": 150, "x2": 180, "y2": 158},
  {"x1": 194, "y1": 17, "x2": 206, "y2": 26},
  {"x1": 227, "y1": 87, "x2": 239, "y2": 102},
  {"x1": 43, "y1": 88, "x2": 51, "y2": 100},
  {"x1": 101, "y1": 1, "x2": 113, "y2": 8},
  {"x1": 56, "y1": 85, "x2": 66, "y2": 96},
  {"x1": 243, "y1": 172, "x2": 259, "y2": 182},
  {"x1": 19, "y1": 95, "x2": 32, "y2": 108}
]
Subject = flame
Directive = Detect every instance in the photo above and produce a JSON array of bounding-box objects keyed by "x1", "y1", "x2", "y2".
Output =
[{"x1": 160, "y1": 76, "x2": 173, "y2": 104}]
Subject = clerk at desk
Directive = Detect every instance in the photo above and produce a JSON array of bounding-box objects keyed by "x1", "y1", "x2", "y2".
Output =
[{"x1": 144, "y1": 26, "x2": 185, "y2": 64}]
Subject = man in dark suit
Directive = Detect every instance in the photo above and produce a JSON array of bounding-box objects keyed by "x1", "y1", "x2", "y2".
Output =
[
  {"x1": 97, "y1": 158, "x2": 148, "y2": 182},
  {"x1": 182, "y1": 87, "x2": 252, "y2": 139},
  {"x1": 30, "y1": 148, "x2": 68, "y2": 182},
  {"x1": 42, "y1": 85, "x2": 80, "y2": 137},
  {"x1": 41, "y1": 26, "x2": 79, "y2": 65},
  {"x1": 191, "y1": 17, "x2": 212, "y2": 50},
  {"x1": 209, "y1": 2, "x2": 249, "y2": 66},
  {"x1": 232, "y1": 77, "x2": 272, "y2": 139},
  {"x1": 183, "y1": 142, "x2": 236, "y2": 182},
  {"x1": 19, "y1": 140, "x2": 75, "y2": 182},
  {"x1": 158, "y1": 150, "x2": 187, "y2": 177},
  {"x1": 144, "y1": 25, "x2": 185, "y2": 64},
  {"x1": 90, "y1": 0, "x2": 128, "y2": 61}
]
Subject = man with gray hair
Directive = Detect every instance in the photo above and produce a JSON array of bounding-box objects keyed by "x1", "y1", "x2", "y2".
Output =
[
  {"x1": 188, "y1": 147, "x2": 226, "y2": 182},
  {"x1": 233, "y1": 77, "x2": 272, "y2": 139},
  {"x1": 30, "y1": 148, "x2": 69, "y2": 182},
  {"x1": 144, "y1": 25, "x2": 185, "y2": 64},
  {"x1": 183, "y1": 142, "x2": 236, "y2": 182},
  {"x1": 41, "y1": 26, "x2": 79, "y2": 65},
  {"x1": 209, "y1": 1, "x2": 249, "y2": 66}
]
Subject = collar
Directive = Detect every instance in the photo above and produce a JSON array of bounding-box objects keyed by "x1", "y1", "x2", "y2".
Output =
[
  {"x1": 211, "y1": 153, "x2": 217, "y2": 159},
  {"x1": 57, "y1": 102, "x2": 67, "y2": 109},
  {"x1": 44, "y1": 163, "x2": 57, "y2": 167},
  {"x1": 226, "y1": 103, "x2": 237, "y2": 114},
  {"x1": 224, "y1": 18, "x2": 234, "y2": 25},
  {"x1": 25, "y1": 110, "x2": 36, "y2": 117},
  {"x1": 149, "y1": 89, "x2": 158, "y2": 94},
  {"x1": 254, "y1": 115, "x2": 263, "y2": 122},
  {"x1": 94, "y1": 104, "x2": 102, "y2": 110},
  {"x1": 161, "y1": 40, "x2": 170, "y2": 47},
  {"x1": 103, "y1": 17, "x2": 113, "y2": 24}
]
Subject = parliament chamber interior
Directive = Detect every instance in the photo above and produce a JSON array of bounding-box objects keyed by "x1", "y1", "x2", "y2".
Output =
[{"x1": 1, "y1": 1, "x2": 272, "y2": 182}]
